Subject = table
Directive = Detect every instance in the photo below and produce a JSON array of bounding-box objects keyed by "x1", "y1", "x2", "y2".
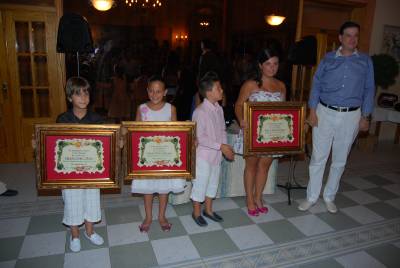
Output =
[
  {"x1": 372, "y1": 106, "x2": 400, "y2": 144},
  {"x1": 169, "y1": 127, "x2": 278, "y2": 205}
]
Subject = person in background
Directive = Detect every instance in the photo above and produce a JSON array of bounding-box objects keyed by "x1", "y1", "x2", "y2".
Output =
[{"x1": 298, "y1": 21, "x2": 375, "y2": 214}]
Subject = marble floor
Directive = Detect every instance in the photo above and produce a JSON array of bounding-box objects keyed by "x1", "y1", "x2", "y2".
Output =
[{"x1": 0, "y1": 142, "x2": 399, "y2": 268}]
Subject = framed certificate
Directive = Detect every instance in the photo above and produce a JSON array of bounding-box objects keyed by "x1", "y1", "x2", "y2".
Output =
[
  {"x1": 243, "y1": 102, "x2": 306, "y2": 156},
  {"x1": 35, "y1": 124, "x2": 121, "y2": 190},
  {"x1": 122, "y1": 121, "x2": 196, "y2": 183}
]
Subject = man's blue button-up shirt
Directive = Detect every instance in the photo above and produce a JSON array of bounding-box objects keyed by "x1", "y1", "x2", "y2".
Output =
[{"x1": 308, "y1": 48, "x2": 375, "y2": 116}]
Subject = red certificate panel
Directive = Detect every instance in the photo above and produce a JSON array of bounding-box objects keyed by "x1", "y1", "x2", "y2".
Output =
[{"x1": 45, "y1": 135, "x2": 111, "y2": 181}]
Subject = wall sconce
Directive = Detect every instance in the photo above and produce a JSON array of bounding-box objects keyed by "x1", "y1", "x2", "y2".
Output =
[
  {"x1": 265, "y1": 14, "x2": 285, "y2": 26},
  {"x1": 91, "y1": 0, "x2": 114, "y2": 11},
  {"x1": 199, "y1": 21, "x2": 210, "y2": 27},
  {"x1": 175, "y1": 34, "x2": 188, "y2": 41}
]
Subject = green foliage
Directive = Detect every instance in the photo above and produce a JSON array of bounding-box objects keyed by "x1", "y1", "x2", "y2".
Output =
[{"x1": 371, "y1": 54, "x2": 399, "y2": 89}]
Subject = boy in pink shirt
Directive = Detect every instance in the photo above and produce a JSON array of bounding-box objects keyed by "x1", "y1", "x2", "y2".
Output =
[{"x1": 191, "y1": 72, "x2": 235, "y2": 226}]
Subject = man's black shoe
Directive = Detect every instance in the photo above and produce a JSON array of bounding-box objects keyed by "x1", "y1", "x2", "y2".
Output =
[
  {"x1": 192, "y1": 213, "x2": 208, "y2": 227},
  {"x1": 203, "y1": 211, "x2": 224, "y2": 222},
  {"x1": 0, "y1": 189, "x2": 18, "y2": 196}
]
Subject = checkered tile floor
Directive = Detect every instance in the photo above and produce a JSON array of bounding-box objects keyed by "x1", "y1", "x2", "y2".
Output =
[{"x1": 1, "y1": 171, "x2": 400, "y2": 268}]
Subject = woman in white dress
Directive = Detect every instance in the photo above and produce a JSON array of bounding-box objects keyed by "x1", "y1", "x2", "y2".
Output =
[
  {"x1": 234, "y1": 48, "x2": 286, "y2": 216},
  {"x1": 131, "y1": 75, "x2": 185, "y2": 232}
]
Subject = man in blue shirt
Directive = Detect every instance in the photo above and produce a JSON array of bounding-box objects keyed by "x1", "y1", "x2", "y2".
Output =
[{"x1": 298, "y1": 21, "x2": 375, "y2": 214}]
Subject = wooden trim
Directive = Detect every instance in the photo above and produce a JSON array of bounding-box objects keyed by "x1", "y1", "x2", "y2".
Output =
[{"x1": 0, "y1": 4, "x2": 55, "y2": 12}]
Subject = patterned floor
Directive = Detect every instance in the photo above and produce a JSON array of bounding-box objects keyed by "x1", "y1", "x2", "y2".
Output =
[{"x1": 1, "y1": 143, "x2": 400, "y2": 268}]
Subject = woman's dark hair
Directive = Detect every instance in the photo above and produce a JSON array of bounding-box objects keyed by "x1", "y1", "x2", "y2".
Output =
[{"x1": 253, "y1": 48, "x2": 280, "y2": 86}]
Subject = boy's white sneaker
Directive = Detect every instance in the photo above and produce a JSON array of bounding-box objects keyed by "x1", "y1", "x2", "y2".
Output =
[
  {"x1": 325, "y1": 201, "x2": 338, "y2": 213},
  {"x1": 84, "y1": 231, "x2": 104, "y2": 246},
  {"x1": 70, "y1": 237, "x2": 81, "y2": 252},
  {"x1": 298, "y1": 200, "x2": 315, "y2": 211}
]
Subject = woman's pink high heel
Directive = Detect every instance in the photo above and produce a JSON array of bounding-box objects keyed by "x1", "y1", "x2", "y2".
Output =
[
  {"x1": 256, "y1": 206, "x2": 269, "y2": 214},
  {"x1": 139, "y1": 223, "x2": 151, "y2": 233},
  {"x1": 247, "y1": 208, "x2": 259, "y2": 217}
]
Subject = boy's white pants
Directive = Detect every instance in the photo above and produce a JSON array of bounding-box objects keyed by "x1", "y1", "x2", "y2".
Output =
[
  {"x1": 191, "y1": 159, "x2": 221, "y2": 202},
  {"x1": 62, "y1": 189, "x2": 101, "y2": 226},
  {"x1": 307, "y1": 103, "x2": 360, "y2": 203}
]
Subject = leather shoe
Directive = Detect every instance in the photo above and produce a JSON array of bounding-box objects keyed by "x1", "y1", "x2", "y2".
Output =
[
  {"x1": 203, "y1": 210, "x2": 224, "y2": 222},
  {"x1": 192, "y1": 213, "x2": 208, "y2": 227},
  {"x1": 0, "y1": 189, "x2": 18, "y2": 196}
]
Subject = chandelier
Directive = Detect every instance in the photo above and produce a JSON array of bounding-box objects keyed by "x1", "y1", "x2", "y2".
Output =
[{"x1": 125, "y1": 0, "x2": 162, "y2": 8}]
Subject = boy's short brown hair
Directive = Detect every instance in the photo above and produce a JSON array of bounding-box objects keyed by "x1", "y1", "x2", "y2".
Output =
[
  {"x1": 65, "y1": 76, "x2": 90, "y2": 99},
  {"x1": 198, "y1": 71, "x2": 220, "y2": 99}
]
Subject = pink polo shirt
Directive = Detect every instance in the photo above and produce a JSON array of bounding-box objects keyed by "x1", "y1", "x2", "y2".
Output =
[{"x1": 192, "y1": 98, "x2": 227, "y2": 166}]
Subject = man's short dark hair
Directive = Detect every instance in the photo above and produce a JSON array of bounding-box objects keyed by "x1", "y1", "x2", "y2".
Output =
[
  {"x1": 339, "y1": 21, "x2": 360, "y2": 35},
  {"x1": 198, "y1": 71, "x2": 220, "y2": 99}
]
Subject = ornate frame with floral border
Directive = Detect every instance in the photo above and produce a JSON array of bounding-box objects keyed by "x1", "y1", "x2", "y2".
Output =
[
  {"x1": 35, "y1": 124, "x2": 121, "y2": 190},
  {"x1": 243, "y1": 101, "x2": 306, "y2": 156},
  {"x1": 121, "y1": 121, "x2": 196, "y2": 184}
]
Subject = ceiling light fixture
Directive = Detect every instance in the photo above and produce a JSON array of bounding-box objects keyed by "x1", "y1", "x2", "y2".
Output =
[
  {"x1": 91, "y1": 0, "x2": 114, "y2": 11},
  {"x1": 265, "y1": 14, "x2": 285, "y2": 26}
]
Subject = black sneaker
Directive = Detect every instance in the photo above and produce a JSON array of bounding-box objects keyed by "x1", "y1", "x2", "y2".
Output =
[
  {"x1": 203, "y1": 211, "x2": 224, "y2": 222},
  {"x1": 192, "y1": 213, "x2": 208, "y2": 227}
]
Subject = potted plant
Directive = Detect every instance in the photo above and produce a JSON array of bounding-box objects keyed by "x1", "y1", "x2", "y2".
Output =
[{"x1": 371, "y1": 53, "x2": 399, "y2": 108}]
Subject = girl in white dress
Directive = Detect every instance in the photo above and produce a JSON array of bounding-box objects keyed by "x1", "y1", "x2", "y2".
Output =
[
  {"x1": 234, "y1": 48, "x2": 286, "y2": 217},
  {"x1": 132, "y1": 75, "x2": 185, "y2": 232}
]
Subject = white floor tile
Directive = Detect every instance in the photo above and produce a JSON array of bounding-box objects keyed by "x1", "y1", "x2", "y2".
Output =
[
  {"x1": 341, "y1": 206, "x2": 384, "y2": 224},
  {"x1": 212, "y1": 198, "x2": 239, "y2": 211},
  {"x1": 0, "y1": 260, "x2": 16, "y2": 268},
  {"x1": 385, "y1": 198, "x2": 400, "y2": 210},
  {"x1": 19, "y1": 231, "x2": 66, "y2": 259},
  {"x1": 244, "y1": 206, "x2": 284, "y2": 224},
  {"x1": 151, "y1": 236, "x2": 200, "y2": 265},
  {"x1": 342, "y1": 176, "x2": 378, "y2": 189},
  {"x1": 0, "y1": 217, "x2": 30, "y2": 238},
  {"x1": 179, "y1": 215, "x2": 222, "y2": 234},
  {"x1": 342, "y1": 190, "x2": 380, "y2": 205},
  {"x1": 225, "y1": 225, "x2": 273, "y2": 250},
  {"x1": 64, "y1": 248, "x2": 111, "y2": 268},
  {"x1": 335, "y1": 250, "x2": 386, "y2": 268},
  {"x1": 288, "y1": 214, "x2": 334, "y2": 236},
  {"x1": 107, "y1": 221, "x2": 149, "y2": 247},
  {"x1": 263, "y1": 189, "x2": 290, "y2": 204},
  {"x1": 138, "y1": 203, "x2": 177, "y2": 220}
]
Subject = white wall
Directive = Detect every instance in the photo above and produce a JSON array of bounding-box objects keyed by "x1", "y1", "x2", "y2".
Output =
[{"x1": 369, "y1": 0, "x2": 400, "y2": 141}]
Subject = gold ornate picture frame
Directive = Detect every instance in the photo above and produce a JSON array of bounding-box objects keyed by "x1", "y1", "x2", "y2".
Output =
[
  {"x1": 122, "y1": 121, "x2": 196, "y2": 183},
  {"x1": 35, "y1": 124, "x2": 121, "y2": 190},
  {"x1": 243, "y1": 101, "x2": 306, "y2": 156}
]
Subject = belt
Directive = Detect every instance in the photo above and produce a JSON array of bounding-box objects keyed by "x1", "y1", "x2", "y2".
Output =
[{"x1": 320, "y1": 101, "x2": 359, "y2": 112}]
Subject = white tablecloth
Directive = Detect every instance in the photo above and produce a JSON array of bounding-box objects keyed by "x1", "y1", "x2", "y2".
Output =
[
  {"x1": 169, "y1": 127, "x2": 278, "y2": 205},
  {"x1": 372, "y1": 107, "x2": 400, "y2": 123}
]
